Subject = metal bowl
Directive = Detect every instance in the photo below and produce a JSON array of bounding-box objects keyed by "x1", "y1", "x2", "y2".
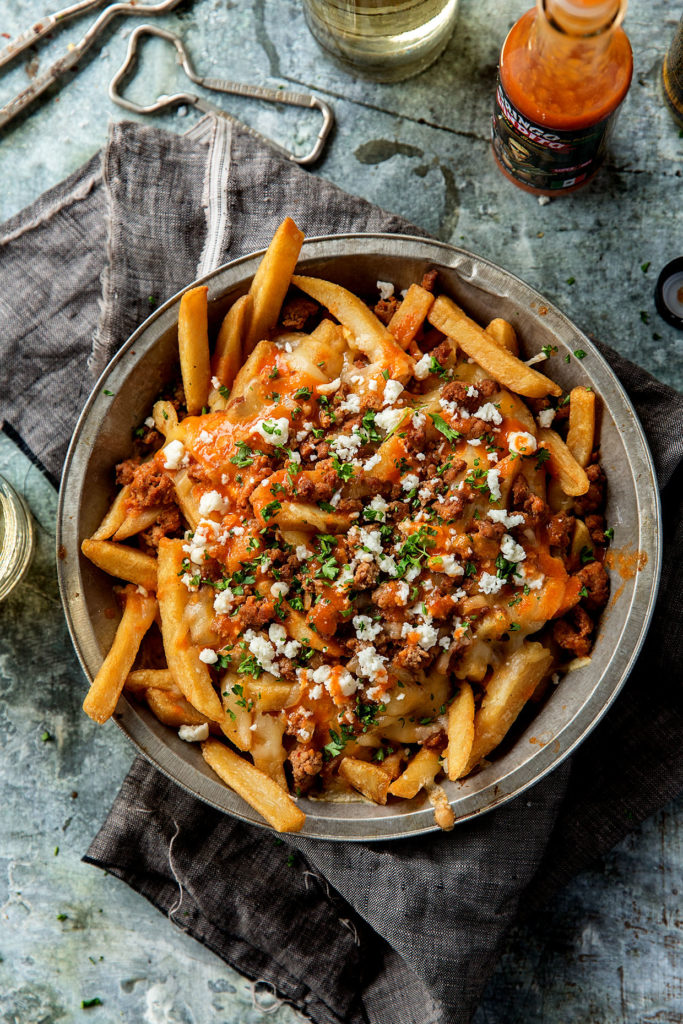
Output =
[{"x1": 57, "y1": 235, "x2": 661, "y2": 840}]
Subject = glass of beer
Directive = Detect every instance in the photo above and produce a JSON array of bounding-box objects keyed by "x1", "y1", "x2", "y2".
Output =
[{"x1": 303, "y1": 0, "x2": 459, "y2": 82}]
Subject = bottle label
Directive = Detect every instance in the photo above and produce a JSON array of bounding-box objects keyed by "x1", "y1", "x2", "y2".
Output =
[{"x1": 492, "y1": 76, "x2": 619, "y2": 192}]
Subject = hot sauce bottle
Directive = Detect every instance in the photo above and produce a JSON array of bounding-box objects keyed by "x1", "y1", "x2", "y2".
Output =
[{"x1": 492, "y1": 0, "x2": 633, "y2": 195}]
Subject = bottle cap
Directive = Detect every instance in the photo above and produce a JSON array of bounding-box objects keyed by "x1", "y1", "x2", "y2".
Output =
[{"x1": 655, "y1": 258, "x2": 683, "y2": 331}]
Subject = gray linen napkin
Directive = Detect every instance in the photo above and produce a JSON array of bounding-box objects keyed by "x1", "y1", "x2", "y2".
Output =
[{"x1": 1, "y1": 118, "x2": 682, "y2": 1024}]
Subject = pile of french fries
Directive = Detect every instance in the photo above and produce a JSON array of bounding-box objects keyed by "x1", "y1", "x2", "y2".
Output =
[{"x1": 80, "y1": 218, "x2": 605, "y2": 834}]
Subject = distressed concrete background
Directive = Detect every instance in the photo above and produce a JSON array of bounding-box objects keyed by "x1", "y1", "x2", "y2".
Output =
[{"x1": 1, "y1": 0, "x2": 682, "y2": 1021}]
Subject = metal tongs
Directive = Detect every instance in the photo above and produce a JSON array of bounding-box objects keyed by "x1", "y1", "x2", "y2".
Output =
[
  {"x1": 0, "y1": 0, "x2": 183, "y2": 131},
  {"x1": 109, "y1": 24, "x2": 334, "y2": 166}
]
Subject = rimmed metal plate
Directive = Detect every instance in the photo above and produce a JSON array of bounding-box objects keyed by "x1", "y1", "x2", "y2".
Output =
[{"x1": 57, "y1": 235, "x2": 661, "y2": 840}]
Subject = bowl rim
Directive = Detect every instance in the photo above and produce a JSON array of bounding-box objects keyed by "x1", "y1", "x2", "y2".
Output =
[{"x1": 57, "y1": 232, "x2": 662, "y2": 841}]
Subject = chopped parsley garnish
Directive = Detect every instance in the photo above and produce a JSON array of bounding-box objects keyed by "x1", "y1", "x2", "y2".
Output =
[
  {"x1": 640, "y1": 311, "x2": 650, "y2": 324},
  {"x1": 219, "y1": 384, "x2": 230, "y2": 399},
  {"x1": 332, "y1": 456, "x2": 355, "y2": 481},
  {"x1": 430, "y1": 412, "x2": 462, "y2": 444},
  {"x1": 541, "y1": 344, "x2": 557, "y2": 358},
  {"x1": 558, "y1": 394, "x2": 571, "y2": 407},
  {"x1": 230, "y1": 441, "x2": 255, "y2": 467},
  {"x1": 360, "y1": 408, "x2": 382, "y2": 443},
  {"x1": 81, "y1": 998, "x2": 102, "y2": 1009},
  {"x1": 641, "y1": 261, "x2": 650, "y2": 273},
  {"x1": 324, "y1": 724, "x2": 355, "y2": 760},
  {"x1": 293, "y1": 386, "x2": 311, "y2": 400},
  {"x1": 429, "y1": 355, "x2": 449, "y2": 379},
  {"x1": 604, "y1": 527, "x2": 614, "y2": 541},
  {"x1": 317, "y1": 500, "x2": 335, "y2": 512},
  {"x1": 355, "y1": 697, "x2": 385, "y2": 732},
  {"x1": 579, "y1": 585, "x2": 589, "y2": 598},
  {"x1": 268, "y1": 365, "x2": 280, "y2": 380},
  {"x1": 102, "y1": 389, "x2": 114, "y2": 397},
  {"x1": 566, "y1": 276, "x2": 575, "y2": 285},
  {"x1": 41, "y1": 730, "x2": 52, "y2": 742},
  {"x1": 579, "y1": 545, "x2": 595, "y2": 564},
  {"x1": 573, "y1": 349, "x2": 587, "y2": 359},
  {"x1": 495, "y1": 553, "x2": 520, "y2": 581},
  {"x1": 535, "y1": 447, "x2": 551, "y2": 470},
  {"x1": 261, "y1": 500, "x2": 282, "y2": 521},
  {"x1": 464, "y1": 561, "x2": 476, "y2": 578},
  {"x1": 238, "y1": 654, "x2": 262, "y2": 678},
  {"x1": 509, "y1": 622, "x2": 521, "y2": 631}
]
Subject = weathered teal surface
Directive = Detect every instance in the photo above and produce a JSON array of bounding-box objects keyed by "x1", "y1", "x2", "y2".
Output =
[{"x1": 1, "y1": 0, "x2": 682, "y2": 1020}]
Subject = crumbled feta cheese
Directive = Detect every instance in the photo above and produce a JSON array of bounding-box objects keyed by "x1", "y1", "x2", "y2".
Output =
[
  {"x1": 163, "y1": 439, "x2": 187, "y2": 470},
  {"x1": 332, "y1": 432, "x2": 362, "y2": 461},
  {"x1": 396, "y1": 581, "x2": 410, "y2": 604},
  {"x1": 415, "y1": 452, "x2": 426, "y2": 462},
  {"x1": 270, "y1": 581, "x2": 289, "y2": 598},
  {"x1": 289, "y1": 450, "x2": 302, "y2": 465},
  {"x1": 375, "y1": 407, "x2": 406, "y2": 433},
  {"x1": 401, "y1": 619, "x2": 439, "y2": 650},
  {"x1": 439, "y1": 636, "x2": 451, "y2": 650},
  {"x1": 500, "y1": 533, "x2": 526, "y2": 563},
  {"x1": 339, "y1": 392, "x2": 361, "y2": 415},
  {"x1": 467, "y1": 438, "x2": 482, "y2": 447},
  {"x1": 487, "y1": 468, "x2": 502, "y2": 502},
  {"x1": 330, "y1": 490, "x2": 342, "y2": 508},
  {"x1": 268, "y1": 622, "x2": 301, "y2": 660},
  {"x1": 358, "y1": 527, "x2": 383, "y2": 555},
  {"x1": 414, "y1": 354, "x2": 432, "y2": 380},
  {"x1": 405, "y1": 565, "x2": 421, "y2": 582},
  {"x1": 439, "y1": 397, "x2": 459, "y2": 416},
  {"x1": 439, "y1": 554, "x2": 464, "y2": 577},
  {"x1": 311, "y1": 664, "x2": 332, "y2": 687},
  {"x1": 508, "y1": 431, "x2": 537, "y2": 455},
  {"x1": 383, "y1": 379, "x2": 404, "y2": 406},
  {"x1": 337, "y1": 669, "x2": 361, "y2": 696},
  {"x1": 368, "y1": 379, "x2": 378, "y2": 392},
  {"x1": 369, "y1": 495, "x2": 388, "y2": 519},
  {"x1": 412, "y1": 410, "x2": 426, "y2": 429},
  {"x1": 356, "y1": 646, "x2": 388, "y2": 679},
  {"x1": 537, "y1": 408, "x2": 556, "y2": 429},
  {"x1": 376, "y1": 280, "x2": 394, "y2": 300},
  {"x1": 295, "y1": 544, "x2": 311, "y2": 561},
  {"x1": 181, "y1": 572, "x2": 198, "y2": 592},
  {"x1": 401, "y1": 473, "x2": 420, "y2": 492},
  {"x1": 466, "y1": 385, "x2": 479, "y2": 398},
  {"x1": 474, "y1": 402, "x2": 503, "y2": 426},
  {"x1": 254, "y1": 417, "x2": 289, "y2": 445},
  {"x1": 379, "y1": 554, "x2": 398, "y2": 576},
  {"x1": 213, "y1": 589, "x2": 234, "y2": 614},
  {"x1": 211, "y1": 376, "x2": 221, "y2": 390},
  {"x1": 199, "y1": 648, "x2": 218, "y2": 664},
  {"x1": 418, "y1": 487, "x2": 432, "y2": 502},
  {"x1": 178, "y1": 723, "x2": 209, "y2": 742},
  {"x1": 199, "y1": 429, "x2": 212, "y2": 443},
  {"x1": 144, "y1": 416, "x2": 155, "y2": 428},
  {"x1": 309, "y1": 684, "x2": 323, "y2": 700},
  {"x1": 352, "y1": 614, "x2": 382, "y2": 641},
  {"x1": 487, "y1": 452, "x2": 499, "y2": 464},
  {"x1": 396, "y1": 691, "x2": 406, "y2": 701},
  {"x1": 198, "y1": 490, "x2": 228, "y2": 516},
  {"x1": 244, "y1": 629, "x2": 278, "y2": 674},
  {"x1": 363, "y1": 453, "x2": 382, "y2": 471},
  {"x1": 488, "y1": 509, "x2": 525, "y2": 529},
  {"x1": 479, "y1": 572, "x2": 506, "y2": 595}
]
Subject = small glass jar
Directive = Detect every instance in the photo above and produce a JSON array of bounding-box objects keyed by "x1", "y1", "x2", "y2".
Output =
[
  {"x1": 0, "y1": 475, "x2": 34, "y2": 600},
  {"x1": 303, "y1": 0, "x2": 459, "y2": 83}
]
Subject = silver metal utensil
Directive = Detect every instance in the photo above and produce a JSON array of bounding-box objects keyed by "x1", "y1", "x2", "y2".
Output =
[
  {"x1": 0, "y1": 0, "x2": 183, "y2": 131},
  {"x1": 109, "y1": 23, "x2": 334, "y2": 166}
]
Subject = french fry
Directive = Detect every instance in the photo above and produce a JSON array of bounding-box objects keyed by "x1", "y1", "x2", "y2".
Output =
[
  {"x1": 112, "y1": 506, "x2": 162, "y2": 542},
  {"x1": 212, "y1": 293, "x2": 251, "y2": 389},
  {"x1": 153, "y1": 401, "x2": 178, "y2": 437},
  {"x1": 250, "y1": 712, "x2": 288, "y2": 789},
  {"x1": 566, "y1": 386, "x2": 596, "y2": 468},
  {"x1": 466, "y1": 642, "x2": 553, "y2": 772},
  {"x1": 92, "y1": 486, "x2": 129, "y2": 540},
  {"x1": 156, "y1": 539, "x2": 224, "y2": 722},
  {"x1": 292, "y1": 274, "x2": 393, "y2": 351},
  {"x1": 388, "y1": 749, "x2": 441, "y2": 799},
  {"x1": 388, "y1": 284, "x2": 435, "y2": 349},
  {"x1": 172, "y1": 469, "x2": 201, "y2": 531},
  {"x1": 537, "y1": 428, "x2": 590, "y2": 496},
  {"x1": 83, "y1": 586, "x2": 158, "y2": 724},
  {"x1": 447, "y1": 683, "x2": 475, "y2": 781},
  {"x1": 429, "y1": 296, "x2": 561, "y2": 398},
  {"x1": 486, "y1": 317, "x2": 519, "y2": 355},
  {"x1": 221, "y1": 671, "x2": 254, "y2": 751},
  {"x1": 244, "y1": 217, "x2": 304, "y2": 356},
  {"x1": 81, "y1": 538, "x2": 157, "y2": 591},
  {"x1": 125, "y1": 669, "x2": 177, "y2": 693},
  {"x1": 178, "y1": 285, "x2": 211, "y2": 415},
  {"x1": 339, "y1": 757, "x2": 391, "y2": 804},
  {"x1": 201, "y1": 738, "x2": 305, "y2": 833},
  {"x1": 571, "y1": 517, "x2": 594, "y2": 562},
  {"x1": 144, "y1": 687, "x2": 212, "y2": 729}
]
